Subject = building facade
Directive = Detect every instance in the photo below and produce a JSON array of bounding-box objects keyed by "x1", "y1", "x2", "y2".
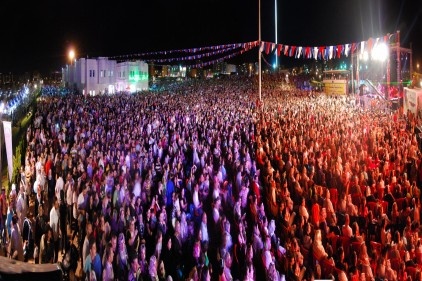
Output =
[{"x1": 62, "y1": 57, "x2": 148, "y2": 95}]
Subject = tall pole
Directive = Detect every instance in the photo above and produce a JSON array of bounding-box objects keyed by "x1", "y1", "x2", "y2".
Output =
[
  {"x1": 397, "y1": 31, "x2": 401, "y2": 88},
  {"x1": 0, "y1": 103, "x2": 3, "y2": 190},
  {"x1": 351, "y1": 54, "x2": 354, "y2": 95},
  {"x1": 275, "y1": 0, "x2": 277, "y2": 69},
  {"x1": 258, "y1": 0, "x2": 262, "y2": 101}
]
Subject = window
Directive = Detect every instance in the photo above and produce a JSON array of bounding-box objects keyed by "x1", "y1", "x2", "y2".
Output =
[{"x1": 100, "y1": 70, "x2": 104, "y2": 77}]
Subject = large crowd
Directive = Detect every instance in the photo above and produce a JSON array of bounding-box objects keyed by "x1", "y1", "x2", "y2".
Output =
[{"x1": 1, "y1": 74, "x2": 422, "y2": 281}]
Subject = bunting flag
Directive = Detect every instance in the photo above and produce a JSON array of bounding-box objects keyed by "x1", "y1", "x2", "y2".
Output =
[
  {"x1": 328, "y1": 46, "x2": 333, "y2": 60},
  {"x1": 265, "y1": 42, "x2": 271, "y2": 54},
  {"x1": 296, "y1": 46, "x2": 303, "y2": 58},
  {"x1": 344, "y1": 44, "x2": 350, "y2": 57},
  {"x1": 313, "y1": 47, "x2": 318, "y2": 60},
  {"x1": 259, "y1": 41, "x2": 265, "y2": 53},
  {"x1": 305, "y1": 47, "x2": 311, "y2": 59},
  {"x1": 289, "y1": 46, "x2": 296, "y2": 57},
  {"x1": 284, "y1": 45, "x2": 289, "y2": 56},
  {"x1": 319, "y1": 47, "x2": 325, "y2": 60},
  {"x1": 277, "y1": 44, "x2": 282, "y2": 56},
  {"x1": 337, "y1": 45, "x2": 343, "y2": 58}
]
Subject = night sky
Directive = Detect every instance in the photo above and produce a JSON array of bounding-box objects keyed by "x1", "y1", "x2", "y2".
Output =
[{"x1": 0, "y1": 0, "x2": 420, "y2": 75}]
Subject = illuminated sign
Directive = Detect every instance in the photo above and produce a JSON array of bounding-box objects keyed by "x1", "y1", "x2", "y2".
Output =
[{"x1": 323, "y1": 79, "x2": 347, "y2": 95}]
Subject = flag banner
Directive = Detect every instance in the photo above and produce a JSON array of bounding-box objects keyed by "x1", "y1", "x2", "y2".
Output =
[{"x1": 3, "y1": 121, "x2": 13, "y2": 183}]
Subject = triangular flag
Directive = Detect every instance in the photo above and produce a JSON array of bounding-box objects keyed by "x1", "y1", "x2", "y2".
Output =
[
  {"x1": 329, "y1": 46, "x2": 334, "y2": 60},
  {"x1": 305, "y1": 47, "x2": 311, "y2": 59},
  {"x1": 284, "y1": 45, "x2": 289, "y2": 56},
  {"x1": 319, "y1": 47, "x2": 325, "y2": 60},
  {"x1": 277, "y1": 44, "x2": 282, "y2": 56},
  {"x1": 313, "y1": 47, "x2": 319, "y2": 60},
  {"x1": 296, "y1": 47, "x2": 303, "y2": 58},
  {"x1": 344, "y1": 44, "x2": 350, "y2": 57},
  {"x1": 337, "y1": 45, "x2": 343, "y2": 58},
  {"x1": 360, "y1": 41, "x2": 365, "y2": 55},
  {"x1": 265, "y1": 42, "x2": 271, "y2": 54},
  {"x1": 289, "y1": 46, "x2": 296, "y2": 57},
  {"x1": 259, "y1": 42, "x2": 264, "y2": 53},
  {"x1": 271, "y1": 43, "x2": 276, "y2": 52}
]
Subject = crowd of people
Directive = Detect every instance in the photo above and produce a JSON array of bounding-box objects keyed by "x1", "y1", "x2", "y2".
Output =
[{"x1": 0, "y1": 74, "x2": 422, "y2": 281}]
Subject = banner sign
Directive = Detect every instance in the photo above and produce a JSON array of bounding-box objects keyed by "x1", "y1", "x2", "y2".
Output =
[{"x1": 2, "y1": 121, "x2": 13, "y2": 183}]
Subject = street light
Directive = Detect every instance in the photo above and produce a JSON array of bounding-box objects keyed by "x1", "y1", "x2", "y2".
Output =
[
  {"x1": 0, "y1": 102, "x2": 4, "y2": 189},
  {"x1": 69, "y1": 49, "x2": 75, "y2": 64}
]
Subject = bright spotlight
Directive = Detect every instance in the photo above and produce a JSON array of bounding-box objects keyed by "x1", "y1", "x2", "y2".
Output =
[
  {"x1": 372, "y1": 43, "x2": 388, "y2": 62},
  {"x1": 361, "y1": 51, "x2": 369, "y2": 61},
  {"x1": 69, "y1": 49, "x2": 75, "y2": 62}
]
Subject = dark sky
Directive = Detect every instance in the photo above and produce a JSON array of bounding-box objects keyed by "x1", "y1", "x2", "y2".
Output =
[{"x1": 0, "y1": 0, "x2": 420, "y2": 75}]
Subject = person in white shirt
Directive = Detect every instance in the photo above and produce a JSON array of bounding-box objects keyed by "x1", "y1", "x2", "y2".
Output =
[
  {"x1": 65, "y1": 173, "x2": 74, "y2": 226},
  {"x1": 9, "y1": 215, "x2": 24, "y2": 261},
  {"x1": 200, "y1": 212, "x2": 209, "y2": 243},
  {"x1": 50, "y1": 196, "x2": 60, "y2": 262},
  {"x1": 55, "y1": 174, "x2": 64, "y2": 204}
]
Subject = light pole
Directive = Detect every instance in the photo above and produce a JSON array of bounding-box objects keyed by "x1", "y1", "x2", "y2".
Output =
[
  {"x1": 68, "y1": 49, "x2": 75, "y2": 86},
  {"x1": 258, "y1": 0, "x2": 262, "y2": 102},
  {"x1": 0, "y1": 102, "x2": 4, "y2": 189}
]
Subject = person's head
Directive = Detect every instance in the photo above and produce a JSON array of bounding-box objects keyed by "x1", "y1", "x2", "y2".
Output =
[
  {"x1": 12, "y1": 214, "x2": 18, "y2": 226},
  {"x1": 89, "y1": 238, "x2": 97, "y2": 259},
  {"x1": 110, "y1": 234, "x2": 117, "y2": 251},
  {"x1": 130, "y1": 255, "x2": 139, "y2": 272},
  {"x1": 140, "y1": 243, "x2": 146, "y2": 260},
  {"x1": 105, "y1": 245, "x2": 114, "y2": 263}
]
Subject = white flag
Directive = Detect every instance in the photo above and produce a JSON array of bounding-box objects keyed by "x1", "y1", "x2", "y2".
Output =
[{"x1": 3, "y1": 121, "x2": 13, "y2": 183}]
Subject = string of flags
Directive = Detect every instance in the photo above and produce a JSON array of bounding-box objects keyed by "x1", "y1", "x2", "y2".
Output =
[
  {"x1": 106, "y1": 32, "x2": 397, "y2": 68},
  {"x1": 150, "y1": 41, "x2": 259, "y2": 68},
  {"x1": 144, "y1": 44, "x2": 243, "y2": 63},
  {"x1": 259, "y1": 32, "x2": 396, "y2": 60},
  {"x1": 109, "y1": 42, "x2": 256, "y2": 60}
]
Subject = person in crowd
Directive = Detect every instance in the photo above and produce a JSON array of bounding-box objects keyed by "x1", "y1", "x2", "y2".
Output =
[
  {"x1": 9, "y1": 214, "x2": 24, "y2": 261},
  {"x1": 84, "y1": 238, "x2": 102, "y2": 280}
]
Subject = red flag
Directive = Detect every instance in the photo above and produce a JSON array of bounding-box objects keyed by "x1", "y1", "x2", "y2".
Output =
[
  {"x1": 305, "y1": 47, "x2": 310, "y2": 58},
  {"x1": 319, "y1": 47, "x2": 325, "y2": 59},
  {"x1": 277, "y1": 44, "x2": 282, "y2": 56},
  {"x1": 265, "y1": 42, "x2": 271, "y2": 54},
  {"x1": 337, "y1": 45, "x2": 343, "y2": 58}
]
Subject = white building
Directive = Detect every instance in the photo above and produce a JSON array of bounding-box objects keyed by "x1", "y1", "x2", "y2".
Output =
[{"x1": 62, "y1": 57, "x2": 148, "y2": 95}]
